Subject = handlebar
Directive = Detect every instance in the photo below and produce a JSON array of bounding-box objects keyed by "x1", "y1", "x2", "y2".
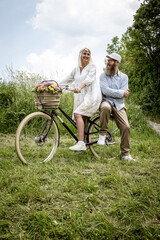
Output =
[{"x1": 59, "y1": 84, "x2": 74, "y2": 92}]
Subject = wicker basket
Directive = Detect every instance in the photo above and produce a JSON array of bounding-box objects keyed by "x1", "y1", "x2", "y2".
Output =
[{"x1": 34, "y1": 92, "x2": 61, "y2": 109}]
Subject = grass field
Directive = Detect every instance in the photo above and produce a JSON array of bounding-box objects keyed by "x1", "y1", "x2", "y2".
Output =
[{"x1": 0, "y1": 126, "x2": 160, "y2": 239}]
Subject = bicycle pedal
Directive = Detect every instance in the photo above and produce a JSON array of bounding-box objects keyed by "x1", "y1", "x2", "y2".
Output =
[{"x1": 107, "y1": 142, "x2": 116, "y2": 145}]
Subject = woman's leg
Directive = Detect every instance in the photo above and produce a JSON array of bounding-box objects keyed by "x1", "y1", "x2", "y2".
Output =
[
  {"x1": 74, "y1": 113, "x2": 88, "y2": 141},
  {"x1": 69, "y1": 114, "x2": 87, "y2": 151}
]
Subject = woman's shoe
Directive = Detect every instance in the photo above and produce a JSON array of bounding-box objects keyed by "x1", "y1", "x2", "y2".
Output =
[{"x1": 69, "y1": 141, "x2": 86, "y2": 151}]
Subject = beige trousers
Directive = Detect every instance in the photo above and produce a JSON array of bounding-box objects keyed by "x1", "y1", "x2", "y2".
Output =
[{"x1": 99, "y1": 101, "x2": 130, "y2": 156}]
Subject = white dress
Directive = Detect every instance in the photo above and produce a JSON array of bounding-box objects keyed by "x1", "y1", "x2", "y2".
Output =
[{"x1": 61, "y1": 63, "x2": 102, "y2": 117}]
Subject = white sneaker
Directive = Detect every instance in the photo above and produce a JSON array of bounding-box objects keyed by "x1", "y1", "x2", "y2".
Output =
[
  {"x1": 69, "y1": 141, "x2": 86, "y2": 151},
  {"x1": 97, "y1": 134, "x2": 106, "y2": 145},
  {"x1": 122, "y1": 154, "x2": 136, "y2": 162}
]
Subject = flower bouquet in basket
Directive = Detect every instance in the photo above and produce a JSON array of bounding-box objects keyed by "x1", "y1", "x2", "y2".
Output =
[{"x1": 32, "y1": 81, "x2": 63, "y2": 110}]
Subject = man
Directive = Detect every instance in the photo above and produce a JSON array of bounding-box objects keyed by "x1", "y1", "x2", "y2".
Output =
[{"x1": 97, "y1": 53, "x2": 134, "y2": 161}]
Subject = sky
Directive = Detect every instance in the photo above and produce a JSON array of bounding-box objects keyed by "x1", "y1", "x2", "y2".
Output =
[{"x1": 0, "y1": 0, "x2": 143, "y2": 82}]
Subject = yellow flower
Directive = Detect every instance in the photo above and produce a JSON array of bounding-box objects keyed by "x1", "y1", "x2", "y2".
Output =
[{"x1": 37, "y1": 87, "x2": 41, "y2": 92}]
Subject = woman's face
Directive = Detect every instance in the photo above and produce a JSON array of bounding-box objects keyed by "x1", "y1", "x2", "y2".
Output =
[{"x1": 81, "y1": 50, "x2": 91, "y2": 65}]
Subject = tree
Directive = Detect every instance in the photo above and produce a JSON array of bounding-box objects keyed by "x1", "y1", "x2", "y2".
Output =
[
  {"x1": 106, "y1": 36, "x2": 122, "y2": 54},
  {"x1": 127, "y1": 0, "x2": 160, "y2": 115},
  {"x1": 106, "y1": 0, "x2": 160, "y2": 116}
]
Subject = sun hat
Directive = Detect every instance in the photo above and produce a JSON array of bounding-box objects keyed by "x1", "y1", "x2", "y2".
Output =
[{"x1": 106, "y1": 53, "x2": 121, "y2": 63}]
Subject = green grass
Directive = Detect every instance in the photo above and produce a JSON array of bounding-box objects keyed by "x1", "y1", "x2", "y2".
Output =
[
  {"x1": 1, "y1": 70, "x2": 159, "y2": 239},
  {"x1": 0, "y1": 125, "x2": 160, "y2": 239}
]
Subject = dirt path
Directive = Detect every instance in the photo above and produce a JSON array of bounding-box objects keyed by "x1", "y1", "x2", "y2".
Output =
[{"x1": 148, "y1": 121, "x2": 160, "y2": 135}]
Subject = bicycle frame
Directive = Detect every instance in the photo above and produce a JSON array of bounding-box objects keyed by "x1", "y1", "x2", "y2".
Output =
[
  {"x1": 37, "y1": 81, "x2": 100, "y2": 145},
  {"x1": 41, "y1": 106, "x2": 99, "y2": 146},
  {"x1": 15, "y1": 104, "x2": 119, "y2": 164},
  {"x1": 53, "y1": 107, "x2": 78, "y2": 141},
  {"x1": 15, "y1": 81, "x2": 121, "y2": 164}
]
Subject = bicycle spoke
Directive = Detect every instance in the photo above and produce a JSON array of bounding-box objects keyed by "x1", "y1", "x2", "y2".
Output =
[
  {"x1": 88, "y1": 117, "x2": 120, "y2": 158},
  {"x1": 15, "y1": 112, "x2": 59, "y2": 164}
]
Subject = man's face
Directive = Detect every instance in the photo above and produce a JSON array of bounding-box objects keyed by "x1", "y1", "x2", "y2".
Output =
[
  {"x1": 107, "y1": 58, "x2": 115, "y2": 68},
  {"x1": 106, "y1": 57, "x2": 116, "y2": 76}
]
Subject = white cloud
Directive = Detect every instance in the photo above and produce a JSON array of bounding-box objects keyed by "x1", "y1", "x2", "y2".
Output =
[
  {"x1": 26, "y1": 49, "x2": 76, "y2": 81},
  {"x1": 30, "y1": 0, "x2": 140, "y2": 36},
  {"x1": 26, "y1": 0, "x2": 142, "y2": 78}
]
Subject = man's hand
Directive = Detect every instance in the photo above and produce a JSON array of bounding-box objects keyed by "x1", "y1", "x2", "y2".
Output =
[{"x1": 124, "y1": 89, "x2": 130, "y2": 98}]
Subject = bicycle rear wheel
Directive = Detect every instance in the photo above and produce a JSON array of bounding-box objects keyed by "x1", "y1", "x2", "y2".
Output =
[
  {"x1": 88, "y1": 116, "x2": 120, "y2": 158},
  {"x1": 15, "y1": 112, "x2": 59, "y2": 164}
]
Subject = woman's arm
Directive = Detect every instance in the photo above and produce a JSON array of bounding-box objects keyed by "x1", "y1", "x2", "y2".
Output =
[{"x1": 60, "y1": 68, "x2": 76, "y2": 85}]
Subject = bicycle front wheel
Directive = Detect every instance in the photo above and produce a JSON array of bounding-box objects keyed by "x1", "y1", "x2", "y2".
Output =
[
  {"x1": 15, "y1": 112, "x2": 59, "y2": 164},
  {"x1": 88, "y1": 116, "x2": 120, "y2": 158}
]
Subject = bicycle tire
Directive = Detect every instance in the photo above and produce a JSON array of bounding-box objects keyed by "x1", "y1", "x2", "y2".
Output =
[
  {"x1": 15, "y1": 112, "x2": 59, "y2": 164},
  {"x1": 88, "y1": 116, "x2": 120, "y2": 158}
]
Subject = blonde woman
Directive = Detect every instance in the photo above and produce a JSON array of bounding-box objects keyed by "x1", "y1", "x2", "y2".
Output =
[{"x1": 61, "y1": 48, "x2": 101, "y2": 151}]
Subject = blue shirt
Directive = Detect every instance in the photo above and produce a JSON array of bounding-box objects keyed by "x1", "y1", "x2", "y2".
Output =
[{"x1": 100, "y1": 70, "x2": 128, "y2": 111}]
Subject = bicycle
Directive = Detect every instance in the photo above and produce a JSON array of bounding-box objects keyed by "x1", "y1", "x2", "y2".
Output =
[{"x1": 15, "y1": 82, "x2": 120, "y2": 164}]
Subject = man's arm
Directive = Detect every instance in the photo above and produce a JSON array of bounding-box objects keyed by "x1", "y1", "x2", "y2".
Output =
[
  {"x1": 120, "y1": 73, "x2": 129, "y2": 98},
  {"x1": 124, "y1": 89, "x2": 129, "y2": 98},
  {"x1": 100, "y1": 73, "x2": 124, "y2": 99}
]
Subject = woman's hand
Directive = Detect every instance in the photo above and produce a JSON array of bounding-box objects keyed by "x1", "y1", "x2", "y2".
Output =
[
  {"x1": 74, "y1": 83, "x2": 86, "y2": 93},
  {"x1": 74, "y1": 87, "x2": 81, "y2": 93}
]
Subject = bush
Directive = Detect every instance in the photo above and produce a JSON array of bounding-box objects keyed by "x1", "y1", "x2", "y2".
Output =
[
  {"x1": 0, "y1": 70, "x2": 43, "y2": 133},
  {"x1": 0, "y1": 69, "x2": 155, "y2": 135},
  {"x1": 0, "y1": 69, "x2": 75, "y2": 134}
]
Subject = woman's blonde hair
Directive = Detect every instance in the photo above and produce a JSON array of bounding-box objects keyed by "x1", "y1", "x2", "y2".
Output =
[{"x1": 78, "y1": 48, "x2": 93, "y2": 67}]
